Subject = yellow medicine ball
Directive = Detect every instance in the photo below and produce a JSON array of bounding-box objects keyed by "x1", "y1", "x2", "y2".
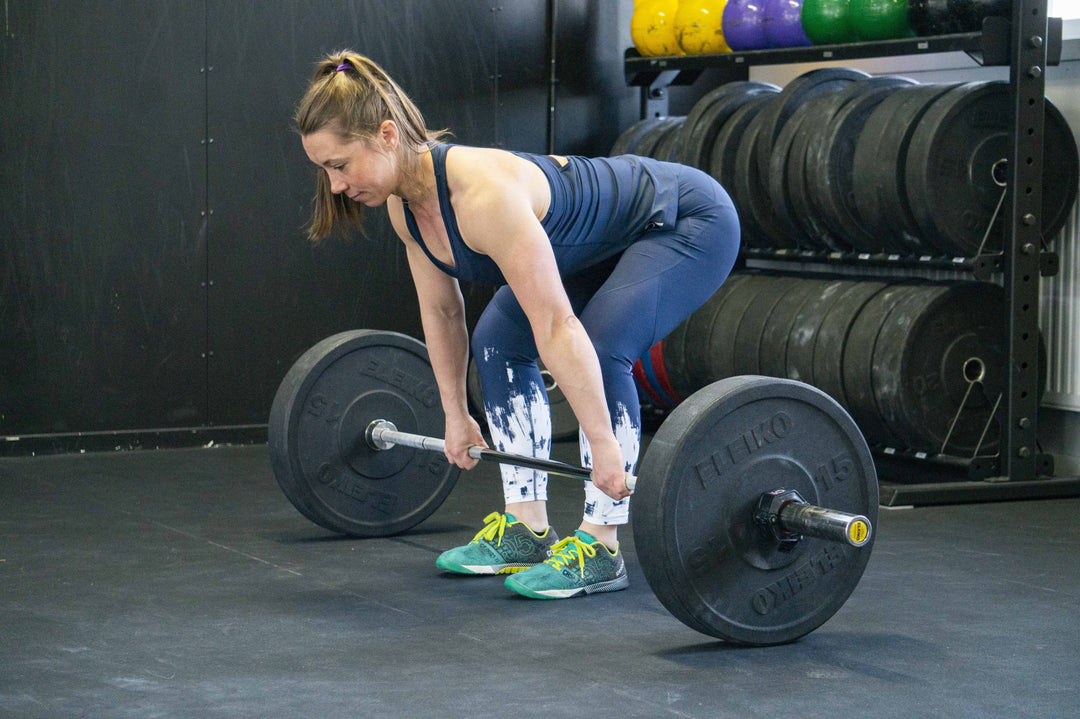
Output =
[
  {"x1": 631, "y1": 0, "x2": 685, "y2": 57},
  {"x1": 675, "y1": 0, "x2": 731, "y2": 55}
]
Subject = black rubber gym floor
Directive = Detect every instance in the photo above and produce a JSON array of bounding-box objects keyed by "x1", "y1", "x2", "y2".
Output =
[{"x1": 1, "y1": 441, "x2": 1077, "y2": 718}]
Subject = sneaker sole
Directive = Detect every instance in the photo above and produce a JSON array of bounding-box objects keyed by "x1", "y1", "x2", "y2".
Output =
[
  {"x1": 505, "y1": 573, "x2": 630, "y2": 599},
  {"x1": 436, "y1": 558, "x2": 538, "y2": 575}
]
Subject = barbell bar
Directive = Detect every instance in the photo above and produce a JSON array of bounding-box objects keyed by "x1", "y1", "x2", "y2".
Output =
[{"x1": 365, "y1": 418, "x2": 621, "y2": 485}]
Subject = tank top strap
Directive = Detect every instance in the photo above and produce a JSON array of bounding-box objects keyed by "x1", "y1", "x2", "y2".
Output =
[
  {"x1": 400, "y1": 143, "x2": 459, "y2": 277},
  {"x1": 402, "y1": 144, "x2": 512, "y2": 285}
]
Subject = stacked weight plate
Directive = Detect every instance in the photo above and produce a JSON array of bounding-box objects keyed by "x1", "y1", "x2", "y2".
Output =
[
  {"x1": 610, "y1": 116, "x2": 687, "y2": 160},
  {"x1": 613, "y1": 71, "x2": 1079, "y2": 257},
  {"x1": 901, "y1": 81, "x2": 1078, "y2": 256},
  {"x1": 637, "y1": 273, "x2": 1045, "y2": 456},
  {"x1": 610, "y1": 81, "x2": 783, "y2": 165}
]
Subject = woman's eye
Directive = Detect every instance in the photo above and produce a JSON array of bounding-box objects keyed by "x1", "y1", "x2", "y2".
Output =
[{"x1": 332, "y1": 164, "x2": 346, "y2": 171}]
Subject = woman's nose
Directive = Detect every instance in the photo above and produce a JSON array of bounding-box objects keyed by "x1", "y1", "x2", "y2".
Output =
[{"x1": 328, "y1": 172, "x2": 348, "y2": 195}]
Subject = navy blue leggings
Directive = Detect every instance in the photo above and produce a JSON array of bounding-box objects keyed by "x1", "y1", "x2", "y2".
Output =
[{"x1": 471, "y1": 165, "x2": 740, "y2": 525}]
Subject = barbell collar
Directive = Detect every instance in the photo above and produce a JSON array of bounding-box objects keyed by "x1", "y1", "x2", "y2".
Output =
[{"x1": 366, "y1": 420, "x2": 637, "y2": 491}]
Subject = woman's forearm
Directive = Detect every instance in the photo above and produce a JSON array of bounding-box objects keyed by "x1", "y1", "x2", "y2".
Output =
[{"x1": 419, "y1": 300, "x2": 472, "y2": 423}]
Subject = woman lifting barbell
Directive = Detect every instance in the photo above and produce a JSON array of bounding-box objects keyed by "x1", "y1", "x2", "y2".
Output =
[{"x1": 294, "y1": 50, "x2": 740, "y2": 599}]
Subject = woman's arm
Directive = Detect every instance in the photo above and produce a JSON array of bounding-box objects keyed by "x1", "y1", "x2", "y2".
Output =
[
  {"x1": 450, "y1": 151, "x2": 630, "y2": 500},
  {"x1": 388, "y1": 200, "x2": 487, "y2": 469}
]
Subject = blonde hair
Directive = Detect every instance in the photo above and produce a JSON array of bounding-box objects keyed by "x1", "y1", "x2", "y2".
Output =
[{"x1": 294, "y1": 51, "x2": 448, "y2": 241}]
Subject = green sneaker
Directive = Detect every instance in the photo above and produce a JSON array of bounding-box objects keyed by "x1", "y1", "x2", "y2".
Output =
[
  {"x1": 435, "y1": 512, "x2": 559, "y2": 575},
  {"x1": 504, "y1": 530, "x2": 629, "y2": 599}
]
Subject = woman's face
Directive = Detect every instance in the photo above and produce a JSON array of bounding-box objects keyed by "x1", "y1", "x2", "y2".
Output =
[{"x1": 302, "y1": 123, "x2": 399, "y2": 207}]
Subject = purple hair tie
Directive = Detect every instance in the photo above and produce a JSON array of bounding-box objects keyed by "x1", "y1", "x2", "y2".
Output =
[{"x1": 335, "y1": 62, "x2": 351, "y2": 72}]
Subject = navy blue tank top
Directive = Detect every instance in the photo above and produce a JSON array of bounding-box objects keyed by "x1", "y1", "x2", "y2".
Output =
[{"x1": 400, "y1": 144, "x2": 679, "y2": 286}]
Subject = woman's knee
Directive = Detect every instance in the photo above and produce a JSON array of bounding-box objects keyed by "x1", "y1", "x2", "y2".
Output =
[{"x1": 472, "y1": 304, "x2": 534, "y2": 364}]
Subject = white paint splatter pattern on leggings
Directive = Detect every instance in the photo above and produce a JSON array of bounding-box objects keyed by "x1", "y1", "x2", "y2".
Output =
[
  {"x1": 580, "y1": 401, "x2": 639, "y2": 526},
  {"x1": 479, "y1": 350, "x2": 641, "y2": 524},
  {"x1": 484, "y1": 365, "x2": 553, "y2": 505}
]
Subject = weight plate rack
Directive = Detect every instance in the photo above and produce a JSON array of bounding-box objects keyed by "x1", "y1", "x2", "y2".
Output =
[{"x1": 622, "y1": 5, "x2": 1080, "y2": 505}]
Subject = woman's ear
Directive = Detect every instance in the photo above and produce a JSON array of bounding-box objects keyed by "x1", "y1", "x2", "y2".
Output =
[{"x1": 378, "y1": 119, "x2": 400, "y2": 150}]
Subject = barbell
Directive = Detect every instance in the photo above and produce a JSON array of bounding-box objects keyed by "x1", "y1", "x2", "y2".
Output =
[
  {"x1": 268, "y1": 329, "x2": 879, "y2": 646},
  {"x1": 364, "y1": 419, "x2": 871, "y2": 548}
]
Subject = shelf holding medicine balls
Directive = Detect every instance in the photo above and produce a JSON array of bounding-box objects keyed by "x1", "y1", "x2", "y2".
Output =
[
  {"x1": 625, "y1": 20, "x2": 1064, "y2": 120},
  {"x1": 619, "y1": 5, "x2": 1071, "y2": 497},
  {"x1": 268, "y1": 329, "x2": 878, "y2": 645}
]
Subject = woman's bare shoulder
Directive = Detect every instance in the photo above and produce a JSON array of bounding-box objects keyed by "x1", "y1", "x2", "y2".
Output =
[{"x1": 442, "y1": 145, "x2": 548, "y2": 215}]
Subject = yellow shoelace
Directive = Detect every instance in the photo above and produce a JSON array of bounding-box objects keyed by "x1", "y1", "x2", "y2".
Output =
[
  {"x1": 545, "y1": 536, "x2": 597, "y2": 579},
  {"x1": 471, "y1": 512, "x2": 511, "y2": 546}
]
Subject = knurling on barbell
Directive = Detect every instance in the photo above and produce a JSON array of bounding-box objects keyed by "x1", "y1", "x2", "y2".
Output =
[{"x1": 268, "y1": 329, "x2": 878, "y2": 646}]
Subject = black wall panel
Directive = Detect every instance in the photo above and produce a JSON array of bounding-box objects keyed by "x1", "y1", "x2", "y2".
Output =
[
  {"x1": 0, "y1": 1, "x2": 209, "y2": 436},
  {"x1": 1, "y1": 1, "x2": 689, "y2": 451},
  {"x1": 202, "y1": 1, "x2": 548, "y2": 426}
]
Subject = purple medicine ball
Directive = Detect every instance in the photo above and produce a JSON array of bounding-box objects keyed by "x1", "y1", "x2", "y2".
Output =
[
  {"x1": 723, "y1": 0, "x2": 769, "y2": 51},
  {"x1": 763, "y1": 0, "x2": 812, "y2": 48}
]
